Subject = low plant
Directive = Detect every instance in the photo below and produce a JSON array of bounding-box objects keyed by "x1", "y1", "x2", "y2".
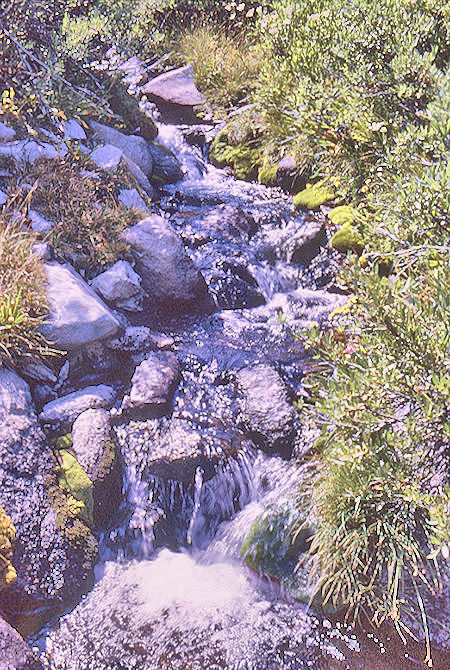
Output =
[
  {"x1": 24, "y1": 156, "x2": 137, "y2": 274},
  {"x1": 175, "y1": 23, "x2": 262, "y2": 115},
  {"x1": 0, "y1": 212, "x2": 54, "y2": 365}
]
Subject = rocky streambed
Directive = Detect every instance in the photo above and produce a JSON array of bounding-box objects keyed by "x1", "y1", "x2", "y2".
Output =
[{"x1": 0, "y1": 56, "x2": 448, "y2": 670}]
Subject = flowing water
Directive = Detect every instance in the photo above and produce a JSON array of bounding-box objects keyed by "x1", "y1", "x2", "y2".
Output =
[{"x1": 33, "y1": 125, "x2": 448, "y2": 669}]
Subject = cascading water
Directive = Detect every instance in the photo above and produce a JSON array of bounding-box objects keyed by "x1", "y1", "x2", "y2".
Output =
[{"x1": 33, "y1": 124, "x2": 436, "y2": 670}]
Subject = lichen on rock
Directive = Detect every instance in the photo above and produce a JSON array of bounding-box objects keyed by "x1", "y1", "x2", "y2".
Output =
[{"x1": 0, "y1": 505, "x2": 17, "y2": 591}]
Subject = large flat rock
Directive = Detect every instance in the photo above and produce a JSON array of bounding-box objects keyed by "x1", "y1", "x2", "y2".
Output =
[
  {"x1": 143, "y1": 65, "x2": 205, "y2": 106},
  {"x1": 40, "y1": 263, "x2": 121, "y2": 351}
]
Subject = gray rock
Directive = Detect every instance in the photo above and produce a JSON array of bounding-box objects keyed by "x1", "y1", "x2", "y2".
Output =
[
  {"x1": 63, "y1": 119, "x2": 87, "y2": 141},
  {"x1": 143, "y1": 65, "x2": 205, "y2": 106},
  {"x1": 91, "y1": 260, "x2": 145, "y2": 312},
  {"x1": 72, "y1": 409, "x2": 121, "y2": 528},
  {"x1": 147, "y1": 142, "x2": 183, "y2": 184},
  {"x1": 122, "y1": 155, "x2": 155, "y2": 197},
  {"x1": 236, "y1": 364, "x2": 296, "y2": 453},
  {"x1": 0, "y1": 189, "x2": 7, "y2": 206},
  {"x1": 118, "y1": 56, "x2": 149, "y2": 86},
  {"x1": 118, "y1": 188, "x2": 150, "y2": 214},
  {"x1": 20, "y1": 359, "x2": 57, "y2": 385},
  {"x1": 41, "y1": 263, "x2": 121, "y2": 351},
  {"x1": 106, "y1": 326, "x2": 174, "y2": 353},
  {"x1": 0, "y1": 139, "x2": 63, "y2": 164},
  {"x1": 31, "y1": 242, "x2": 51, "y2": 261},
  {"x1": 0, "y1": 615, "x2": 43, "y2": 669},
  {"x1": 0, "y1": 121, "x2": 16, "y2": 142},
  {"x1": 122, "y1": 216, "x2": 208, "y2": 309},
  {"x1": 0, "y1": 369, "x2": 97, "y2": 619},
  {"x1": 90, "y1": 144, "x2": 123, "y2": 172},
  {"x1": 89, "y1": 121, "x2": 153, "y2": 177},
  {"x1": 28, "y1": 209, "x2": 54, "y2": 235},
  {"x1": 39, "y1": 384, "x2": 115, "y2": 427},
  {"x1": 121, "y1": 352, "x2": 180, "y2": 418}
]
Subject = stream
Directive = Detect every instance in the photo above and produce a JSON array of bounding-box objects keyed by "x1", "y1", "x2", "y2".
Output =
[{"x1": 32, "y1": 124, "x2": 447, "y2": 669}]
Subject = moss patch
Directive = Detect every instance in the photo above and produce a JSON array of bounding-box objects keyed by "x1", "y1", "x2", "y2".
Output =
[
  {"x1": 240, "y1": 501, "x2": 312, "y2": 577},
  {"x1": 293, "y1": 186, "x2": 335, "y2": 211},
  {"x1": 331, "y1": 222, "x2": 364, "y2": 253},
  {"x1": 58, "y1": 450, "x2": 94, "y2": 527},
  {"x1": 328, "y1": 205, "x2": 357, "y2": 226},
  {"x1": 258, "y1": 163, "x2": 278, "y2": 186},
  {"x1": 0, "y1": 505, "x2": 16, "y2": 591},
  {"x1": 210, "y1": 127, "x2": 261, "y2": 180}
]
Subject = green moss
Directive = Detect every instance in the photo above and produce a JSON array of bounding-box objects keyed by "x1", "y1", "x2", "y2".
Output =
[
  {"x1": 240, "y1": 501, "x2": 312, "y2": 577},
  {"x1": 331, "y1": 222, "x2": 364, "y2": 253},
  {"x1": 0, "y1": 505, "x2": 16, "y2": 590},
  {"x1": 52, "y1": 433, "x2": 73, "y2": 450},
  {"x1": 210, "y1": 127, "x2": 261, "y2": 180},
  {"x1": 293, "y1": 186, "x2": 335, "y2": 211},
  {"x1": 258, "y1": 163, "x2": 278, "y2": 186},
  {"x1": 328, "y1": 205, "x2": 357, "y2": 225},
  {"x1": 58, "y1": 450, "x2": 94, "y2": 527}
]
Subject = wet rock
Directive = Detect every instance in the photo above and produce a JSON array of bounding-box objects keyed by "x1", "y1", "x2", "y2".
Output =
[
  {"x1": 106, "y1": 326, "x2": 174, "y2": 353},
  {"x1": 121, "y1": 352, "x2": 180, "y2": 418},
  {"x1": 91, "y1": 260, "x2": 145, "y2": 312},
  {"x1": 20, "y1": 359, "x2": 57, "y2": 386},
  {"x1": 143, "y1": 65, "x2": 205, "y2": 106},
  {"x1": 211, "y1": 274, "x2": 266, "y2": 310},
  {"x1": 122, "y1": 216, "x2": 209, "y2": 310},
  {"x1": 40, "y1": 263, "x2": 121, "y2": 351},
  {"x1": 37, "y1": 550, "x2": 328, "y2": 670},
  {"x1": 276, "y1": 155, "x2": 307, "y2": 194},
  {"x1": 0, "y1": 139, "x2": 63, "y2": 165},
  {"x1": 90, "y1": 144, "x2": 123, "y2": 171},
  {"x1": 89, "y1": 121, "x2": 153, "y2": 177},
  {"x1": 122, "y1": 155, "x2": 156, "y2": 197},
  {"x1": 118, "y1": 188, "x2": 150, "y2": 214},
  {"x1": 236, "y1": 364, "x2": 296, "y2": 454},
  {"x1": 63, "y1": 119, "x2": 86, "y2": 141},
  {"x1": 28, "y1": 210, "x2": 54, "y2": 235},
  {"x1": 72, "y1": 409, "x2": 121, "y2": 528},
  {"x1": 188, "y1": 205, "x2": 256, "y2": 246},
  {"x1": 0, "y1": 615, "x2": 43, "y2": 669},
  {"x1": 0, "y1": 121, "x2": 16, "y2": 141},
  {"x1": 283, "y1": 219, "x2": 326, "y2": 263},
  {"x1": 39, "y1": 385, "x2": 116, "y2": 428},
  {"x1": 0, "y1": 369, "x2": 97, "y2": 622},
  {"x1": 147, "y1": 142, "x2": 183, "y2": 184}
]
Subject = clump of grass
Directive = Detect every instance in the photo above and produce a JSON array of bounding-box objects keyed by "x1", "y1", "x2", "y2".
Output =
[
  {"x1": 0, "y1": 211, "x2": 53, "y2": 365},
  {"x1": 175, "y1": 23, "x2": 262, "y2": 115},
  {"x1": 24, "y1": 156, "x2": 137, "y2": 275}
]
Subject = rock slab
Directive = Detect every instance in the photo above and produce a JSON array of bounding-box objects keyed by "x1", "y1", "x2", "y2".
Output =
[{"x1": 40, "y1": 263, "x2": 121, "y2": 351}]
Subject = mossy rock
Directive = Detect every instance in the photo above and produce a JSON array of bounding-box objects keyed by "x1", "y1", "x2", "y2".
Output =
[
  {"x1": 293, "y1": 186, "x2": 335, "y2": 211},
  {"x1": 58, "y1": 450, "x2": 94, "y2": 527},
  {"x1": 331, "y1": 222, "x2": 364, "y2": 254},
  {"x1": 240, "y1": 501, "x2": 313, "y2": 577},
  {"x1": 0, "y1": 506, "x2": 16, "y2": 591},
  {"x1": 328, "y1": 205, "x2": 357, "y2": 225},
  {"x1": 258, "y1": 163, "x2": 278, "y2": 186},
  {"x1": 210, "y1": 127, "x2": 261, "y2": 180}
]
